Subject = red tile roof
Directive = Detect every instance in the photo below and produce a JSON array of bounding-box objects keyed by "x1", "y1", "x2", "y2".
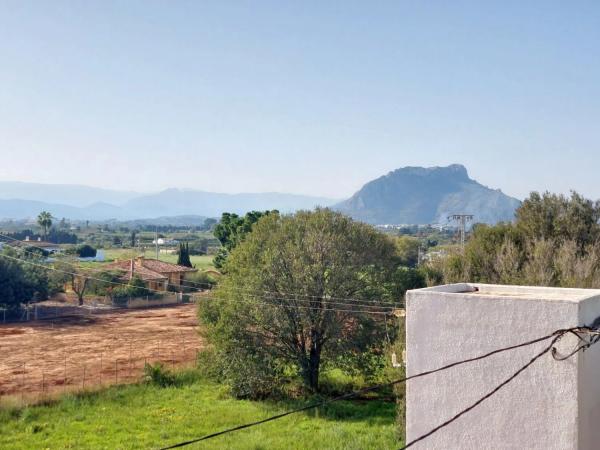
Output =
[
  {"x1": 104, "y1": 260, "x2": 168, "y2": 282},
  {"x1": 103, "y1": 257, "x2": 196, "y2": 282},
  {"x1": 141, "y1": 258, "x2": 197, "y2": 273}
]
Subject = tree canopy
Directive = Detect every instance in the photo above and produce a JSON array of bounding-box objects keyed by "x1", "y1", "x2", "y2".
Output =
[
  {"x1": 0, "y1": 247, "x2": 49, "y2": 310},
  {"x1": 212, "y1": 210, "x2": 278, "y2": 269},
  {"x1": 37, "y1": 211, "x2": 53, "y2": 240},
  {"x1": 177, "y1": 242, "x2": 193, "y2": 267},
  {"x1": 431, "y1": 191, "x2": 600, "y2": 288},
  {"x1": 199, "y1": 209, "x2": 408, "y2": 397}
]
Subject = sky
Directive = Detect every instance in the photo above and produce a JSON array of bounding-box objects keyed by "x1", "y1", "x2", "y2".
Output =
[{"x1": 0, "y1": 1, "x2": 599, "y2": 200}]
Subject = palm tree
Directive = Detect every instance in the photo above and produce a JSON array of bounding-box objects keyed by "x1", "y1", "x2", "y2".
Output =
[{"x1": 37, "y1": 211, "x2": 53, "y2": 240}]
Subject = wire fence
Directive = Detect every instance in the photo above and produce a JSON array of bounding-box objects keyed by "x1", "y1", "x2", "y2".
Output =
[
  {"x1": 0, "y1": 335, "x2": 201, "y2": 408},
  {"x1": 0, "y1": 302, "x2": 203, "y2": 408},
  {"x1": 0, "y1": 292, "x2": 203, "y2": 325}
]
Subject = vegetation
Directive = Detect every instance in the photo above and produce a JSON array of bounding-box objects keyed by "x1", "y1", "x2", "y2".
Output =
[
  {"x1": 36, "y1": 211, "x2": 52, "y2": 240},
  {"x1": 213, "y1": 210, "x2": 278, "y2": 269},
  {"x1": 65, "y1": 244, "x2": 97, "y2": 258},
  {"x1": 0, "y1": 247, "x2": 49, "y2": 310},
  {"x1": 0, "y1": 370, "x2": 398, "y2": 450},
  {"x1": 199, "y1": 209, "x2": 415, "y2": 397},
  {"x1": 176, "y1": 242, "x2": 193, "y2": 267},
  {"x1": 3, "y1": 228, "x2": 78, "y2": 244},
  {"x1": 430, "y1": 191, "x2": 600, "y2": 287}
]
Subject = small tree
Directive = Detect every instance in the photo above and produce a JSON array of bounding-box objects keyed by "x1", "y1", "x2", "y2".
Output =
[
  {"x1": 199, "y1": 209, "x2": 399, "y2": 395},
  {"x1": 37, "y1": 211, "x2": 53, "y2": 240},
  {"x1": 177, "y1": 242, "x2": 193, "y2": 267},
  {"x1": 71, "y1": 274, "x2": 89, "y2": 306}
]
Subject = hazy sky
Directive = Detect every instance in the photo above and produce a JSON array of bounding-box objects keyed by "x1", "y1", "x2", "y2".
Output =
[{"x1": 1, "y1": 1, "x2": 599, "y2": 200}]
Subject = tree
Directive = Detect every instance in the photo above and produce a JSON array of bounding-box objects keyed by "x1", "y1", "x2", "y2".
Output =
[
  {"x1": 199, "y1": 209, "x2": 399, "y2": 395},
  {"x1": 177, "y1": 242, "x2": 193, "y2": 267},
  {"x1": 71, "y1": 274, "x2": 89, "y2": 306},
  {"x1": 66, "y1": 244, "x2": 97, "y2": 258},
  {"x1": 0, "y1": 248, "x2": 49, "y2": 310},
  {"x1": 516, "y1": 191, "x2": 600, "y2": 252},
  {"x1": 37, "y1": 211, "x2": 53, "y2": 240},
  {"x1": 394, "y1": 236, "x2": 421, "y2": 267},
  {"x1": 130, "y1": 230, "x2": 137, "y2": 248},
  {"x1": 53, "y1": 260, "x2": 89, "y2": 305},
  {"x1": 433, "y1": 191, "x2": 600, "y2": 288},
  {"x1": 213, "y1": 210, "x2": 278, "y2": 269}
]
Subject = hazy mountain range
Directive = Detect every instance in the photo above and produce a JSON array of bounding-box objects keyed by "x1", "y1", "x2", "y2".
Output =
[
  {"x1": 0, "y1": 182, "x2": 337, "y2": 222},
  {"x1": 0, "y1": 165, "x2": 520, "y2": 224}
]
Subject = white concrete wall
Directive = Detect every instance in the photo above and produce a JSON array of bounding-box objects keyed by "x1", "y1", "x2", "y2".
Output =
[{"x1": 406, "y1": 284, "x2": 600, "y2": 450}]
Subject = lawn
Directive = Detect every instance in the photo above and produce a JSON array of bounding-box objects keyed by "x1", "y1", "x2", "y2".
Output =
[
  {"x1": 0, "y1": 371, "x2": 400, "y2": 450},
  {"x1": 101, "y1": 248, "x2": 215, "y2": 270}
]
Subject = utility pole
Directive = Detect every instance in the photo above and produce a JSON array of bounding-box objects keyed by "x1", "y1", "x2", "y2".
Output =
[
  {"x1": 448, "y1": 214, "x2": 474, "y2": 250},
  {"x1": 155, "y1": 226, "x2": 159, "y2": 260}
]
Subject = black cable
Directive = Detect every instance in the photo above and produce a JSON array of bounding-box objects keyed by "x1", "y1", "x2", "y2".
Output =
[{"x1": 159, "y1": 327, "x2": 584, "y2": 449}]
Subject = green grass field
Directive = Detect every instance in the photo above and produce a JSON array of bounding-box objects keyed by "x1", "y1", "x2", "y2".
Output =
[
  {"x1": 0, "y1": 372, "x2": 400, "y2": 450},
  {"x1": 101, "y1": 248, "x2": 215, "y2": 270}
]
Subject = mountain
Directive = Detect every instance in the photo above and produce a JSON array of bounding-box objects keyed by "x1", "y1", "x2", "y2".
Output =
[
  {"x1": 334, "y1": 164, "x2": 521, "y2": 225},
  {"x1": 0, "y1": 182, "x2": 139, "y2": 207},
  {"x1": 0, "y1": 183, "x2": 337, "y2": 221},
  {"x1": 122, "y1": 189, "x2": 337, "y2": 218}
]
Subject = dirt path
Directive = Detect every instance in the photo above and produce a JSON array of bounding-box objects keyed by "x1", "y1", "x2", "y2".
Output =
[{"x1": 0, "y1": 304, "x2": 203, "y2": 402}]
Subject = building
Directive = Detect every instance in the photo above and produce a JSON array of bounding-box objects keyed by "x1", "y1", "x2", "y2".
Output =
[
  {"x1": 10, "y1": 237, "x2": 62, "y2": 253},
  {"x1": 104, "y1": 256, "x2": 197, "y2": 291}
]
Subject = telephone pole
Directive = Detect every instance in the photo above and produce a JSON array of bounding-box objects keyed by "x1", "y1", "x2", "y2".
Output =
[
  {"x1": 155, "y1": 226, "x2": 159, "y2": 260},
  {"x1": 448, "y1": 214, "x2": 474, "y2": 249}
]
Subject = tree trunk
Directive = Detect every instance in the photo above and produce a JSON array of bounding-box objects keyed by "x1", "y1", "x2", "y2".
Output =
[{"x1": 308, "y1": 344, "x2": 321, "y2": 391}]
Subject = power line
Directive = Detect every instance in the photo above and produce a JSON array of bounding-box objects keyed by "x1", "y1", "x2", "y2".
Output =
[
  {"x1": 195, "y1": 293, "x2": 393, "y2": 315},
  {"x1": 177, "y1": 276, "x2": 401, "y2": 306},
  {"x1": 0, "y1": 252, "x2": 393, "y2": 315},
  {"x1": 159, "y1": 326, "x2": 599, "y2": 449},
  {"x1": 0, "y1": 233, "x2": 400, "y2": 309},
  {"x1": 0, "y1": 251, "x2": 202, "y2": 297},
  {"x1": 0, "y1": 235, "x2": 399, "y2": 311}
]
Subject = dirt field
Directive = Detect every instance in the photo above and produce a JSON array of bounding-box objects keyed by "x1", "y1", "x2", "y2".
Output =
[{"x1": 0, "y1": 304, "x2": 203, "y2": 404}]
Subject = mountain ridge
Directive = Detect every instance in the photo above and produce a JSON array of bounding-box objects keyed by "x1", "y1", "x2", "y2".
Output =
[
  {"x1": 0, "y1": 166, "x2": 520, "y2": 224},
  {"x1": 334, "y1": 164, "x2": 520, "y2": 224}
]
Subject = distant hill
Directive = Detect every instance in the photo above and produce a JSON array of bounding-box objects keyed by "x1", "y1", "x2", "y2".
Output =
[
  {"x1": 122, "y1": 189, "x2": 337, "y2": 218},
  {"x1": 334, "y1": 164, "x2": 521, "y2": 225},
  {"x1": 0, "y1": 183, "x2": 337, "y2": 221},
  {"x1": 0, "y1": 181, "x2": 139, "y2": 207}
]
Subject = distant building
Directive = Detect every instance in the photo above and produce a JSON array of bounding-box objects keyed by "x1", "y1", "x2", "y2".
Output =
[
  {"x1": 9, "y1": 237, "x2": 62, "y2": 253},
  {"x1": 104, "y1": 256, "x2": 196, "y2": 291},
  {"x1": 152, "y1": 238, "x2": 179, "y2": 246}
]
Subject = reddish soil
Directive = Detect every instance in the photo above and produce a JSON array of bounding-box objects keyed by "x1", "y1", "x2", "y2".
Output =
[{"x1": 0, "y1": 304, "x2": 203, "y2": 401}]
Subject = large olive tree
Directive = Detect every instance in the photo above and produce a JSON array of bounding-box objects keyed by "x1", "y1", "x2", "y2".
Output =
[{"x1": 199, "y1": 209, "x2": 400, "y2": 396}]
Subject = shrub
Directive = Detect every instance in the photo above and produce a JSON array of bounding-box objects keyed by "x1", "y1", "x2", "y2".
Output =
[{"x1": 143, "y1": 363, "x2": 176, "y2": 387}]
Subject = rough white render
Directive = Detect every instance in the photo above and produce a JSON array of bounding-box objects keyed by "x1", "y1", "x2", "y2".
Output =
[{"x1": 405, "y1": 283, "x2": 600, "y2": 450}]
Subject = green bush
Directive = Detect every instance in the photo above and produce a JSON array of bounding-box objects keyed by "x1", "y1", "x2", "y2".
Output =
[{"x1": 143, "y1": 363, "x2": 176, "y2": 387}]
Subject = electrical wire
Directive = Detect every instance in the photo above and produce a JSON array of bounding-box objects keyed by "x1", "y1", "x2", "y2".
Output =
[
  {"x1": 159, "y1": 326, "x2": 599, "y2": 449},
  {"x1": 0, "y1": 235, "x2": 400, "y2": 311},
  {"x1": 0, "y1": 252, "x2": 395, "y2": 316}
]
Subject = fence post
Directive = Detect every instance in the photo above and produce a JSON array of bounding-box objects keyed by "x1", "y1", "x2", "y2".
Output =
[
  {"x1": 115, "y1": 359, "x2": 118, "y2": 384},
  {"x1": 21, "y1": 363, "x2": 25, "y2": 406},
  {"x1": 129, "y1": 341, "x2": 133, "y2": 378}
]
